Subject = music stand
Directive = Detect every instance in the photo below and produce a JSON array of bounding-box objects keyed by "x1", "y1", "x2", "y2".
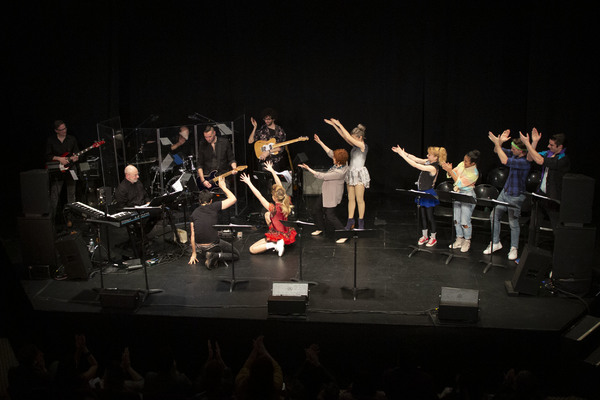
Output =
[
  {"x1": 439, "y1": 191, "x2": 477, "y2": 265},
  {"x1": 213, "y1": 224, "x2": 255, "y2": 292},
  {"x1": 476, "y1": 198, "x2": 516, "y2": 273},
  {"x1": 335, "y1": 228, "x2": 379, "y2": 300},
  {"x1": 122, "y1": 208, "x2": 163, "y2": 299},
  {"x1": 396, "y1": 189, "x2": 440, "y2": 258},
  {"x1": 281, "y1": 220, "x2": 317, "y2": 285},
  {"x1": 526, "y1": 191, "x2": 560, "y2": 247}
]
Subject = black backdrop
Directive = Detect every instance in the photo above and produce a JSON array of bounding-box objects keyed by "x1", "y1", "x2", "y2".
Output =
[{"x1": 5, "y1": 0, "x2": 600, "y2": 231}]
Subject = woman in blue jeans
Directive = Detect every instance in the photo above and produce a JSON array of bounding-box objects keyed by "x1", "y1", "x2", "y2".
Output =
[{"x1": 441, "y1": 150, "x2": 480, "y2": 252}]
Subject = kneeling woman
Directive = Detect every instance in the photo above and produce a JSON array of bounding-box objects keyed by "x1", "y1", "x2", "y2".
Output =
[{"x1": 240, "y1": 161, "x2": 296, "y2": 256}]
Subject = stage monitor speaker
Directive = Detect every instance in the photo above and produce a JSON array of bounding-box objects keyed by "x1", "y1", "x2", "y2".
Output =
[
  {"x1": 302, "y1": 169, "x2": 325, "y2": 195},
  {"x1": 20, "y1": 169, "x2": 50, "y2": 216},
  {"x1": 268, "y1": 296, "x2": 307, "y2": 316},
  {"x1": 18, "y1": 216, "x2": 56, "y2": 266},
  {"x1": 561, "y1": 315, "x2": 600, "y2": 361},
  {"x1": 55, "y1": 232, "x2": 92, "y2": 280},
  {"x1": 438, "y1": 287, "x2": 479, "y2": 322},
  {"x1": 552, "y1": 224, "x2": 596, "y2": 296},
  {"x1": 505, "y1": 245, "x2": 552, "y2": 296},
  {"x1": 99, "y1": 289, "x2": 144, "y2": 312},
  {"x1": 560, "y1": 174, "x2": 595, "y2": 225}
]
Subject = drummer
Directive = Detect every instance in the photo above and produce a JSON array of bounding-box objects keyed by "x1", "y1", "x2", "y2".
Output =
[
  {"x1": 197, "y1": 125, "x2": 238, "y2": 190},
  {"x1": 170, "y1": 125, "x2": 194, "y2": 158}
]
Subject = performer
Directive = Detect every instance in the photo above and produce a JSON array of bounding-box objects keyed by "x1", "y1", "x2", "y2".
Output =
[
  {"x1": 392, "y1": 145, "x2": 447, "y2": 247},
  {"x1": 441, "y1": 150, "x2": 480, "y2": 252},
  {"x1": 239, "y1": 161, "x2": 296, "y2": 256},
  {"x1": 189, "y1": 177, "x2": 240, "y2": 270},
  {"x1": 169, "y1": 125, "x2": 194, "y2": 158},
  {"x1": 485, "y1": 130, "x2": 531, "y2": 261},
  {"x1": 248, "y1": 108, "x2": 286, "y2": 170},
  {"x1": 298, "y1": 141, "x2": 349, "y2": 244},
  {"x1": 46, "y1": 120, "x2": 79, "y2": 219},
  {"x1": 324, "y1": 118, "x2": 370, "y2": 230},
  {"x1": 197, "y1": 125, "x2": 238, "y2": 190},
  {"x1": 519, "y1": 129, "x2": 570, "y2": 229}
]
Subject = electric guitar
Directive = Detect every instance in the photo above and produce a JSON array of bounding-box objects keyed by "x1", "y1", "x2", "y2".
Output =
[
  {"x1": 197, "y1": 165, "x2": 247, "y2": 191},
  {"x1": 57, "y1": 140, "x2": 105, "y2": 171},
  {"x1": 254, "y1": 137, "x2": 308, "y2": 159}
]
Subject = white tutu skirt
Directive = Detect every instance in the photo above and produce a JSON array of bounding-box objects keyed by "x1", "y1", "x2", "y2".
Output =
[{"x1": 345, "y1": 167, "x2": 370, "y2": 188}]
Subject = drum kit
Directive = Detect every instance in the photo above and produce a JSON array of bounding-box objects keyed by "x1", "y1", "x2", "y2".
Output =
[{"x1": 149, "y1": 155, "x2": 198, "y2": 195}]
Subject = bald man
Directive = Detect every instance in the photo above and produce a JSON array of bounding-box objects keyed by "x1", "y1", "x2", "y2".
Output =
[{"x1": 114, "y1": 165, "x2": 151, "y2": 209}]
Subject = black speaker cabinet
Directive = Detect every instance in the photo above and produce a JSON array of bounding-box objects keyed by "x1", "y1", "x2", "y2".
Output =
[
  {"x1": 55, "y1": 233, "x2": 92, "y2": 280},
  {"x1": 438, "y1": 287, "x2": 479, "y2": 322},
  {"x1": 20, "y1": 169, "x2": 50, "y2": 216},
  {"x1": 505, "y1": 246, "x2": 552, "y2": 296},
  {"x1": 18, "y1": 216, "x2": 56, "y2": 266},
  {"x1": 268, "y1": 296, "x2": 307, "y2": 316},
  {"x1": 552, "y1": 224, "x2": 596, "y2": 296},
  {"x1": 560, "y1": 174, "x2": 595, "y2": 225}
]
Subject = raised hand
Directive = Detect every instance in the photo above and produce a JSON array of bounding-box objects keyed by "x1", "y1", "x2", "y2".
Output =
[
  {"x1": 391, "y1": 145, "x2": 405, "y2": 157},
  {"x1": 314, "y1": 134, "x2": 322, "y2": 144},
  {"x1": 264, "y1": 161, "x2": 274, "y2": 173},
  {"x1": 217, "y1": 176, "x2": 226, "y2": 190},
  {"x1": 239, "y1": 173, "x2": 251, "y2": 185},
  {"x1": 499, "y1": 129, "x2": 511, "y2": 143},
  {"x1": 519, "y1": 131, "x2": 529, "y2": 143},
  {"x1": 441, "y1": 161, "x2": 453, "y2": 172},
  {"x1": 488, "y1": 131, "x2": 500, "y2": 144},
  {"x1": 250, "y1": 117, "x2": 257, "y2": 128},
  {"x1": 531, "y1": 127, "x2": 542, "y2": 142}
]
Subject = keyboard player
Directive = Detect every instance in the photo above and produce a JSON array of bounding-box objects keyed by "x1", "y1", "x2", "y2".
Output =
[{"x1": 114, "y1": 165, "x2": 161, "y2": 251}]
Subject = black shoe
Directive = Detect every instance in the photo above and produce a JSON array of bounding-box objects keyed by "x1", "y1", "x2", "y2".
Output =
[{"x1": 205, "y1": 252, "x2": 219, "y2": 270}]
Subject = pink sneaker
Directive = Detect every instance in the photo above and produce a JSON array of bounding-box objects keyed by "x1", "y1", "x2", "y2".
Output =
[
  {"x1": 417, "y1": 236, "x2": 429, "y2": 245},
  {"x1": 426, "y1": 237, "x2": 437, "y2": 247}
]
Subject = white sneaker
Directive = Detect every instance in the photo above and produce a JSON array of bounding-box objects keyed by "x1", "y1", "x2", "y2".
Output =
[
  {"x1": 311, "y1": 230, "x2": 323, "y2": 236},
  {"x1": 483, "y1": 242, "x2": 502, "y2": 255},
  {"x1": 460, "y1": 239, "x2": 471, "y2": 253},
  {"x1": 275, "y1": 239, "x2": 285, "y2": 257},
  {"x1": 336, "y1": 237, "x2": 348, "y2": 244},
  {"x1": 449, "y1": 237, "x2": 464, "y2": 249},
  {"x1": 508, "y1": 247, "x2": 518, "y2": 260}
]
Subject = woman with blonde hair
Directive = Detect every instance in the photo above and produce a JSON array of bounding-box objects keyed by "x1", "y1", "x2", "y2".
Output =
[
  {"x1": 240, "y1": 161, "x2": 296, "y2": 256},
  {"x1": 324, "y1": 118, "x2": 370, "y2": 230},
  {"x1": 392, "y1": 145, "x2": 447, "y2": 247}
]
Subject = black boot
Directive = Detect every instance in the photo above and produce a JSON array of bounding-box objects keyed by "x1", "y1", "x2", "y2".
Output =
[{"x1": 205, "y1": 252, "x2": 219, "y2": 270}]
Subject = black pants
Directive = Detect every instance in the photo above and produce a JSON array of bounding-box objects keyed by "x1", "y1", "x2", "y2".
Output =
[
  {"x1": 197, "y1": 239, "x2": 240, "y2": 261},
  {"x1": 312, "y1": 196, "x2": 344, "y2": 232},
  {"x1": 420, "y1": 206, "x2": 437, "y2": 233}
]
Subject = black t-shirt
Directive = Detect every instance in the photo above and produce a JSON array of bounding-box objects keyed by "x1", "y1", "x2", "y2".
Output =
[{"x1": 191, "y1": 201, "x2": 222, "y2": 244}]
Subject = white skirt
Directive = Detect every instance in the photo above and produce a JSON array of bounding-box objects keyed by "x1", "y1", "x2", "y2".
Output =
[{"x1": 345, "y1": 167, "x2": 370, "y2": 188}]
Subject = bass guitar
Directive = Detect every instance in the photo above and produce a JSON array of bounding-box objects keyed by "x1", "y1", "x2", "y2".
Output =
[
  {"x1": 197, "y1": 165, "x2": 247, "y2": 191},
  {"x1": 57, "y1": 140, "x2": 105, "y2": 171},
  {"x1": 254, "y1": 137, "x2": 308, "y2": 159}
]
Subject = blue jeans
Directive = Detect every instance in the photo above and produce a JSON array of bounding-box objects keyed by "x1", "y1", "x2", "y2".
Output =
[
  {"x1": 453, "y1": 193, "x2": 476, "y2": 239},
  {"x1": 491, "y1": 189, "x2": 526, "y2": 249}
]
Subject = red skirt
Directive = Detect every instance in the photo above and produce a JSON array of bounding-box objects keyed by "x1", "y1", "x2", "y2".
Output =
[{"x1": 265, "y1": 227, "x2": 297, "y2": 245}]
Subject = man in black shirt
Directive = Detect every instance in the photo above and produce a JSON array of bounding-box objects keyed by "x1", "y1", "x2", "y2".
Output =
[
  {"x1": 196, "y1": 126, "x2": 237, "y2": 189},
  {"x1": 114, "y1": 165, "x2": 150, "y2": 208},
  {"x1": 189, "y1": 177, "x2": 239, "y2": 269},
  {"x1": 46, "y1": 120, "x2": 79, "y2": 219}
]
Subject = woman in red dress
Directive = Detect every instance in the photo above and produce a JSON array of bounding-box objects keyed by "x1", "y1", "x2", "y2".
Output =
[{"x1": 240, "y1": 161, "x2": 297, "y2": 256}]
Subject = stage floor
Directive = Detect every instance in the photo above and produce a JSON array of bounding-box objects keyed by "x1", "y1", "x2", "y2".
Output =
[{"x1": 15, "y1": 196, "x2": 595, "y2": 334}]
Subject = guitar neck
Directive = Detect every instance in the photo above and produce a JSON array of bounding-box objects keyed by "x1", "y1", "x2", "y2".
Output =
[{"x1": 271, "y1": 138, "x2": 306, "y2": 149}]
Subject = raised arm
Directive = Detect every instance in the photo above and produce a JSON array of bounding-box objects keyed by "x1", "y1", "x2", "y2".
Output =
[
  {"x1": 392, "y1": 146, "x2": 437, "y2": 174},
  {"x1": 240, "y1": 173, "x2": 271, "y2": 211},
  {"x1": 519, "y1": 132, "x2": 544, "y2": 165},
  {"x1": 263, "y1": 161, "x2": 282, "y2": 187},
  {"x1": 313, "y1": 134, "x2": 334, "y2": 158},
  {"x1": 218, "y1": 177, "x2": 237, "y2": 210},
  {"x1": 488, "y1": 130, "x2": 510, "y2": 164},
  {"x1": 325, "y1": 118, "x2": 365, "y2": 151},
  {"x1": 248, "y1": 117, "x2": 258, "y2": 144},
  {"x1": 525, "y1": 127, "x2": 542, "y2": 162}
]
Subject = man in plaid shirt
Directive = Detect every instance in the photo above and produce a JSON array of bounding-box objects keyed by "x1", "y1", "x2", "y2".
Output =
[{"x1": 484, "y1": 129, "x2": 531, "y2": 261}]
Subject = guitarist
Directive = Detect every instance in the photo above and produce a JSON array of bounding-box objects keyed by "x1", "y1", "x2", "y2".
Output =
[
  {"x1": 45, "y1": 120, "x2": 79, "y2": 220},
  {"x1": 196, "y1": 126, "x2": 238, "y2": 190},
  {"x1": 248, "y1": 108, "x2": 286, "y2": 170}
]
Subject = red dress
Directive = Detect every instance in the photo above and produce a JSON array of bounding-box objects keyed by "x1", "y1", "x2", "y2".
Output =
[{"x1": 264, "y1": 203, "x2": 297, "y2": 245}]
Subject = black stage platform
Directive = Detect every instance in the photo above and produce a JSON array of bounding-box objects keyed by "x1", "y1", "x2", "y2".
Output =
[{"x1": 15, "y1": 196, "x2": 596, "y2": 332}]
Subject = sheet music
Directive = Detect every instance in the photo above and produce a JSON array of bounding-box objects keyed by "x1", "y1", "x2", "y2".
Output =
[
  {"x1": 276, "y1": 170, "x2": 292, "y2": 183},
  {"x1": 159, "y1": 137, "x2": 173, "y2": 146},
  {"x1": 160, "y1": 154, "x2": 173, "y2": 172}
]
